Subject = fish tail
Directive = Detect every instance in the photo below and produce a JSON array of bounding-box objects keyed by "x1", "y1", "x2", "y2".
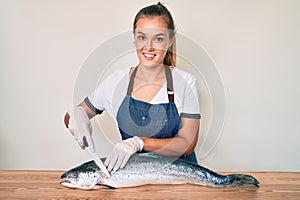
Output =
[{"x1": 224, "y1": 174, "x2": 259, "y2": 187}]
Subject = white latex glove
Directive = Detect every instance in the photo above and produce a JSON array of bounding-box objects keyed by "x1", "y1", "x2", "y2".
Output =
[
  {"x1": 67, "y1": 106, "x2": 95, "y2": 152},
  {"x1": 105, "y1": 136, "x2": 144, "y2": 172}
]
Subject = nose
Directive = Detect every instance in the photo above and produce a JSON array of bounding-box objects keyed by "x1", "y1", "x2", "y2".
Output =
[{"x1": 145, "y1": 40, "x2": 154, "y2": 51}]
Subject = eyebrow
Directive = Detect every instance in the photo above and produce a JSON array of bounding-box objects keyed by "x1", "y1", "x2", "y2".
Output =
[{"x1": 137, "y1": 31, "x2": 165, "y2": 37}]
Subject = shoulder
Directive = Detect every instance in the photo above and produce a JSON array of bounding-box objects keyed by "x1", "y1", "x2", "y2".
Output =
[
  {"x1": 106, "y1": 67, "x2": 131, "y2": 80},
  {"x1": 93, "y1": 67, "x2": 131, "y2": 95},
  {"x1": 171, "y1": 66, "x2": 197, "y2": 84},
  {"x1": 100, "y1": 67, "x2": 131, "y2": 85}
]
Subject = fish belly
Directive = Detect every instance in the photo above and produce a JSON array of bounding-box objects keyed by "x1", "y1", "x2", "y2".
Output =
[{"x1": 101, "y1": 155, "x2": 206, "y2": 188}]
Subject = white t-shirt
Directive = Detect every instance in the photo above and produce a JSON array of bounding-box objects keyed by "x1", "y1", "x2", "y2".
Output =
[{"x1": 85, "y1": 66, "x2": 201, "y2": 126}]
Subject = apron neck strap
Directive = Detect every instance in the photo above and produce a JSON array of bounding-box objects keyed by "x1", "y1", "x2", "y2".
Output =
[
  {"x1": 126, "y1": 65, "x2": 174, "y2": 103},
  {"x1": 165, "y1": 65, "x2": 174, "y2": 103},
  {"x1": 126, "y1": 66, "x2": 138, "y2": 96}
]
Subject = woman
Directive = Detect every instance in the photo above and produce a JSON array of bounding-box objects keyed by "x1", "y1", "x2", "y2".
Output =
[{"x1": 64, "y1": 2, "x2": 201, "y2": 172}]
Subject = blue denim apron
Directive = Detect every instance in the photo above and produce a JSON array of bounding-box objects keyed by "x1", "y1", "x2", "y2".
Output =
[{"x1": 116, "y1": 66, "x2": 197, "y2": 163}]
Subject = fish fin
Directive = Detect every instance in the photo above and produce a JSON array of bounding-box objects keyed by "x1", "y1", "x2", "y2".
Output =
[
  {"x1": 96, "y1": 183, "x2": 116, "y2": 189},
  {"x1": 226, "y1": 174, "x2": 260, "y2": 187}
]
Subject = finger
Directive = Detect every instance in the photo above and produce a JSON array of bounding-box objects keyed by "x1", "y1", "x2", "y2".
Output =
[
  {"x1": 104, "y1": 151, "x2": 114, "y2": 166},
  {"x1": 113, "y1": 152, "x2": 126, "y2": 172},
  {"x1": 72, "y1": 130, "x2": 84, "y2": 149},
  {"x1": 78, "y1": 141, "x2": 85, "y2": 150},
  {"x1": 85, "y1": 134, "x2": 95, "y2": 152},
  {"x1": 104, "y1": 152, "x2": 112, "y2": 166},
  {"x1": 107, "y1": 159, "x2": 116, "y2": 172},
  {"x1": 71, "y1": 129, "x2": 78, "y2": 138},
  {"x1": 69, "y1": 129, "x2": 75, "y2": 136},
  {"x1": 105, "y1": 152, "x2": 117, "y2": 172},
  {"x1": 120, "y1": 153, "x2": 131, "y2": 169},
  {"x1": 76, "y1": 134, "x2": 85, "y2": 150}
]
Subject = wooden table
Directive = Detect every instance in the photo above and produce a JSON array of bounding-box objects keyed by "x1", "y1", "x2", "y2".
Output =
[{"x1": 0, "y1": 171, "x2": 299, "y2": 199}]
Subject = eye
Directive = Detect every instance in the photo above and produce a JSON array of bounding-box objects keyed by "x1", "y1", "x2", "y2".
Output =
[
  {"x1": 155, "y1": 37, "x2": 164, "y2": 42},
  {"x1": 138, "y1": 35, "x2": 146, "y2": 40}
]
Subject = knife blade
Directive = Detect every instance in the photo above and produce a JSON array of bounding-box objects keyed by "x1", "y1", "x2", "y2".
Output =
[
  {"x1": 83, "y1": 136, "x2": 110, "y2": 178},
  {"x1": 86, "y1": 147, "x2": 110, "y2": 178}
]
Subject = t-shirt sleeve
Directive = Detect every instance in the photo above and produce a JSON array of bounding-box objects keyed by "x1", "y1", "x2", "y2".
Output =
[
  {"x1": 85, "y1": 79, "x2": 107, "y2": 115},
  {"x1": 84, "y1": 69, "x2": 128, "y2": 115},
  {"x1": 180, "y1": 76, "x2": 201, "y2": 119},
  {"x1": 84, "y1": 96, "x2": 103, "y2": 115}
]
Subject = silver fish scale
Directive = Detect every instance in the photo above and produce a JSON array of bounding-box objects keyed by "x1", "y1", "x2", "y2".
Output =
[
  {"x1": 77, "y1": 171, "x2": 101, "y2": 188},
  {"x1": 101, "y1": 154, "x2": 211, "y2": 188}
]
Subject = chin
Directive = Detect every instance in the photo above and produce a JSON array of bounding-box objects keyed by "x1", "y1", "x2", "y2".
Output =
[
  {"x1": 140, "y1": 62, "x2": 163, "y2": 68},
  {"x1": 139, "y1": 58, "x2": 164, "y2": 67}
]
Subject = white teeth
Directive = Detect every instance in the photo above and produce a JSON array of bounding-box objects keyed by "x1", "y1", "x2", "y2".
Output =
[{"x1": 144, "y1": 53, "x2": 155, "y2": 58}]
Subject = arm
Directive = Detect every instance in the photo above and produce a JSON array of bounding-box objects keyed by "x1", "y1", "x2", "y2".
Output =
[{"x1": 141, "y1": 117, "x2": 200, "y2": 156}]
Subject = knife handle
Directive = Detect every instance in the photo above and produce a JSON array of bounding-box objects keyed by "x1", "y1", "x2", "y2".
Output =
[{"x1": 83, "y1": 136, "x2": 89, "y2": 147}]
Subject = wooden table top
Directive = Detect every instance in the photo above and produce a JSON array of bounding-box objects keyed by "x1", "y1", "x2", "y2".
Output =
[{"x1": 0, "y1": 171, "x2": 299, "y2": 199}]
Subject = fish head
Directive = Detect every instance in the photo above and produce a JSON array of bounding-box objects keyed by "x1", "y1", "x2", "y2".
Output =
[{"x1": 60, "y1": 160, "x2": 105, "y2": 190}]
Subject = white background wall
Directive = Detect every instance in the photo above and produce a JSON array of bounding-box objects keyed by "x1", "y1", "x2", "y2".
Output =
[{"x1": 1, "y1": 0, "x2": 299, "y2": 171}]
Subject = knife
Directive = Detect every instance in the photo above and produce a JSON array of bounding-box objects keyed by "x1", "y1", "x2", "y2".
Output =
[{"x1": 83, "y1": 136, "x2": 110, "y2": 178}]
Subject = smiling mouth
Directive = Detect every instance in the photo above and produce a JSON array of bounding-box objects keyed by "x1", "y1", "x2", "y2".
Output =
[{"x1": 143, "y1": 53, "x2": 156, "y2": 59}]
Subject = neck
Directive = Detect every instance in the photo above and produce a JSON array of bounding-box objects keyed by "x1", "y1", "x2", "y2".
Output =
[{"x1": 137, "y1": 64, "x2": 165, "y2": 82}]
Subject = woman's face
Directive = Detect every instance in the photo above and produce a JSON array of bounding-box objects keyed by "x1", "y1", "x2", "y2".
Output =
[{"x1": 134, "y1": 16, "x2": 174, "y2": 67}]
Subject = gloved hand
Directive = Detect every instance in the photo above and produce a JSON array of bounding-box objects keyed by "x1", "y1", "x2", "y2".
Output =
[
  {"x1": 105, "y1": 136, "x2": 144, "y2": 172},
  {"x1": 67, "y1": 106, "x2": 95, "y2": 152}
]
